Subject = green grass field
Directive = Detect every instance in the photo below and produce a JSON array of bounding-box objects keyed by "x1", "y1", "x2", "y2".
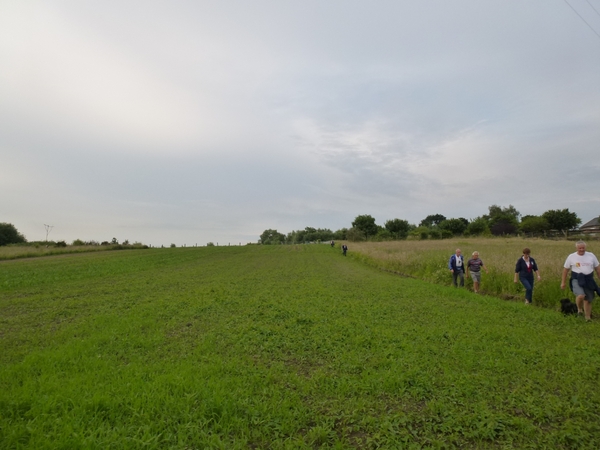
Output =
[{"x1": 2, "y1": 245, "x2": 600, "y2": 449}]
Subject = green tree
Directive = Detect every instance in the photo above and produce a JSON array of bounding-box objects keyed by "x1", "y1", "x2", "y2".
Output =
[
  {"x1": 260, "y1": 229, "x2": 286, "y2": 245},
  {"x1": 466, "y1": 217, "x2": 490, "y2": 236},
  {"x1": 419, "y1": 214, "x2": 446, "y2": 228},
  {"x1": 440, "y1": 229, "x2": 453, "y2": 239},
  {"x1": 285, "y1": 227, "x2": 334, "y2": 244},
  {"x1": 409, "y1": 226, "x2": 430, "y2": 240},
  {"x1": 485, "y1": 204, "x2": 520, "y2": 236},
  {"x1": 438, "y1": 218, "x2": 468, "y2": 236},
  {"x1": 333, "y1": 228, "x2": 348, "y2": 240},
  {"x1": 542, "y1": 209, "x2": 581, "y2": 237},
  {"x1": 351, "y1": 215, "x2": 378, "y2": 240},
  {"x1": 303, "y1": 227, "x2": 317, "y2": 242},
  {"x1": 384, "y1": 218, "x2": 410, "y2": 240},
  {"x1": 486, "y1": 204, "x2": 520, "y2": 223},
  {"x1": 312, "y1": 228, "x2": 334, "y2": 242},
  {"x1": 373, "y1": 228, "x2": 392, "y2": 241},
  {"x1": 429, "y1": 229, "x2": 442, "y2": 240},
  {"x1": 520, "y1": 216, "x2": 550, "y2": 235},
  {"x1": 346, "y1": 227, "x2": 366, "y2": 242},
  {"x1": 286, "y1": 231, "x2": 295, "y2": 243},
  {"x1": 0, "y1": 223, "x2": 26, "y2": 246}
]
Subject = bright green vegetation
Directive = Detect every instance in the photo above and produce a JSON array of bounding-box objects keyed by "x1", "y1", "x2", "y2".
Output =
[{"x1": 2, "y1": 245, "x2": 600, "y2": 449}]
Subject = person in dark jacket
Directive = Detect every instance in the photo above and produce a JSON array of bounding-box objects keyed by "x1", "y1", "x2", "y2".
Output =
[
  {"x1": 513, "y1": 248, "x2": 541, "y2": 304},
  {"x1": 448, "y1": 248, "x2": 465, "y2": 287}
]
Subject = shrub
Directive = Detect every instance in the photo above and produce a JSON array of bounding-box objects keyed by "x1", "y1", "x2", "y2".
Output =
[
  {"x1": 467, "y1": 217, "x2": 490, "y2": 236},
  {"x1": 438, "y1": 218, "x2": 468, "y2": 236},
  {"x1": 441, "y1": 229, "x2": 453, "y2": 239},
  {"x1": 373, "y1": 229, "x2": 392, "y2": 242},
  {"x1": 520, "y1": 216, "x2": 550, "y2": 235},
  {"x1": 0, "y1": 223, "x2": 26, "y2": 246},
  {"x1": 384, "y1": 219, "x2": 411, "y2": 240},
  {"x1": 429, "y1": 229, "x2": 442, "y2": 240},
  {"x1": 491, "y1": 221, "x2": 518, "y2": 236},
  {"x1": 346, "y1": 227, "x2": 366, "y2": 242}
]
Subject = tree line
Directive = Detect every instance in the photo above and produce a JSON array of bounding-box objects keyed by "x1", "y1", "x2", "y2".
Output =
[
  {"x1": 0, "y1": 206, "x2": 583, "y2": 248},
  {"x1": 259, "y1": 205, "x2": 582, "y2": 244},
  {"x1": 0, "y1": 223, "x2": 143, "y2": 247}
]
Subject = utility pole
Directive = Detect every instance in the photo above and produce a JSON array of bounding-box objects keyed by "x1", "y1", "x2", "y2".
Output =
[{"x1": 44, "y1": 224, "x2": 54, "y2": 242}]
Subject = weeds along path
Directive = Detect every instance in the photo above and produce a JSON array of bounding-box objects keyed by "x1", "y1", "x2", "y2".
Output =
[{"x1": 1, "y1": 245, "x2": 600, "y2": 449}]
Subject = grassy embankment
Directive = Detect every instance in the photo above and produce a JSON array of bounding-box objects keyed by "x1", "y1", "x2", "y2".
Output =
[
  {"x1": 347, "y1": 237, "x2": 597, "y2": 309},
  {"x1": 0, "y1": 244, "x2": 149, "y2": 262},
  {"x1": 2, "y1": 244, "x2": 600, "y2": 448},
  {"x1": 0, "y1": 243, "x2": 148, "y2": 261}
]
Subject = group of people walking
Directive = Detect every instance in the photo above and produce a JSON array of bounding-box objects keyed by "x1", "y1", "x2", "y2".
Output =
[
  {"x1": 448, "y1": 248, "x2": 491, "y2": 294},
  {"x1": 448, "y1": 241, "x2": 600, "y2": 321}
]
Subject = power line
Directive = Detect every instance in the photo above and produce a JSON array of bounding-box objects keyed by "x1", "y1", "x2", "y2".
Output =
[
  {"x1": 584, "y1": 0, "x2": 600, "y2": 18},
  {"x1": 562, "y1": 0, "x2": 600, "y2": 40}
]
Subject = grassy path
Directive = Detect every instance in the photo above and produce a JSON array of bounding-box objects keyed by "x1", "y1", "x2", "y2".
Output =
[{"x1": 1, "y1": 245, "x2": 600, "y2": 448}]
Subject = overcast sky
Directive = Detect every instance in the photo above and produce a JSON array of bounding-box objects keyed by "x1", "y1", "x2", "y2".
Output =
[{"x1": 1, "y1": 1, "x2": 599, "y2": 246}]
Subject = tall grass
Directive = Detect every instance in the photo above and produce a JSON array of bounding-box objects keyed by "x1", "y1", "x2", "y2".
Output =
[
  {"x1": 0, "y1": 244, "x2": 148, "y2": 261},
  {"x1": 346, "y1": 237, "x2": 597, "y2": 309}
]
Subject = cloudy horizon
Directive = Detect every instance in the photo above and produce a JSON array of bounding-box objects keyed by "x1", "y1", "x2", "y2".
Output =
[{"x1": 1, "y1": 1, "x2": 599, "y2": 246}]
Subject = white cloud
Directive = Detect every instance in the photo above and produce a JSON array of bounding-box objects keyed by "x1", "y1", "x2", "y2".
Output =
[{"x1": 0, "y1": 3, "x2": 284, "y2": 157}]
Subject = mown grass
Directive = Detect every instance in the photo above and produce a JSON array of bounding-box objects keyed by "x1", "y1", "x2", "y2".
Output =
[
  {"x1": 1, "y1": 245, "x2": 600, "y2": 448},
  {"x1": 347, "y1": 237, "x2": 598, "y2": 309}
]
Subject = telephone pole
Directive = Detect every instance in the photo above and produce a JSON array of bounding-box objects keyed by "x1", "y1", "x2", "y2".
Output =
[{"x1": 44, "y1": 224, "x2": 54, "y2": 242}]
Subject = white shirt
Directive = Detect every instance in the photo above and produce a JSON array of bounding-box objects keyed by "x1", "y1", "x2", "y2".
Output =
[{"x1": 564, "y1": 251, "x2": 600, "y2": 275}]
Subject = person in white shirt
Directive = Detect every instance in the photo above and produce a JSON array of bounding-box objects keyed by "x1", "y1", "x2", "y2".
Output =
[{"x1": 561, "y1": 241, "x2": 600, "y2": 321}]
